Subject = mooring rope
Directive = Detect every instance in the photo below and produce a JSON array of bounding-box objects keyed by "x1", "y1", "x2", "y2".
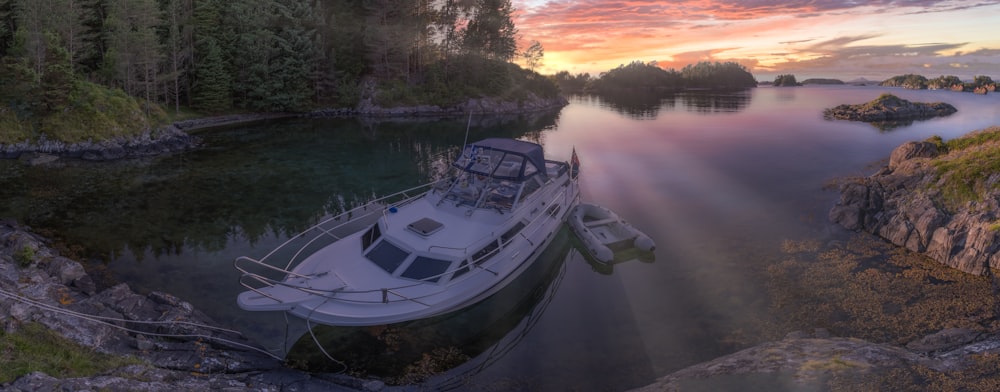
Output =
[
  {"x1": 300, "y1": 297, "x2": 349, "y2": 373},
  {"x1": 0, "y1": 287, "x2": 282, "y2": 360}
]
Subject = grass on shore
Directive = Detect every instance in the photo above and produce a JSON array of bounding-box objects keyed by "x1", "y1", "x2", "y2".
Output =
[
  {"x1": 0, "y1": 80, "x2": 169, "y2": 145},
  {"x1": 929, "y1": 126, "x2": 1000, "y2": 210},
  {"x1": 0, "y1": 322, "x2": 142, "y2": 384}
]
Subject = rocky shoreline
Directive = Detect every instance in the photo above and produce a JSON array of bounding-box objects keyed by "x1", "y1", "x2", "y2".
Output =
[
  {"x1": 10, "y1": 218, "x2": 1000, "y2": 392},
  {"x1": 0, "y1": 220, "x2": 390, "y2": 391},
  {"x1": 829, "y1": 132, "x2": 1000, "y2": 275},
  {"x1": 0, "y1": 125, "x2": 200, "y2": 162},
  {"x1": 632, "y1": 327, "x2": 1000, "y2": 391},
  {"x1": 0, "y1": 95, "x2": 568, "y2": 163}
]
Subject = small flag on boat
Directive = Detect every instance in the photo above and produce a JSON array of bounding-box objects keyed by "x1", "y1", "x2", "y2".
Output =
[{"x1": 570, "y1": 147, "x2": 580, "y2": 178}]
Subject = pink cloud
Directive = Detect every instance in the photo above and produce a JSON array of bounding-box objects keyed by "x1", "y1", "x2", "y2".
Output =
[{"x1": 512, "y1": 0, "x2": 1000, "y2": 78}]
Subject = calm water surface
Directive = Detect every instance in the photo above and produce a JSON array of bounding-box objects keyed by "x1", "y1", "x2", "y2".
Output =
[{"x1": 3, "y1": 85, "x2": 1000, "y2": 390}]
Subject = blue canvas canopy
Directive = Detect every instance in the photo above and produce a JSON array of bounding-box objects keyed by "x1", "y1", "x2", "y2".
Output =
[{"x1": 454, "y1": 138, "x2": 548, "y2": 182}]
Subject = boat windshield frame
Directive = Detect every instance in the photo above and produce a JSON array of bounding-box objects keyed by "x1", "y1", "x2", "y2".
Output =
[
  {"x1": 452, "y1": 138, "x2": 548, "y2": 182},
  {"x1": 437, "y1": 138, "x2": 552, "y2": 210}
]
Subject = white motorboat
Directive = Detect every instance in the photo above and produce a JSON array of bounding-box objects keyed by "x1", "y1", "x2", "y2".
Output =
[
  {"x1": 235, "y1": 138, "x2": 580, "y2": 326},
  {"x1": 569, "y1": 202, "x2": 655, "y2": 264}
]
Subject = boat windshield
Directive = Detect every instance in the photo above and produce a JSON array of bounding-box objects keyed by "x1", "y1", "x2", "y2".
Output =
[
  {"x1": 440, "y1": 170, "x2": 528, "y2": 210},
  {"x1": 441, "y1": 139, "x2": 549, "y2": 210},
  {"x1": 452, "y1": 139, "x2": 545, "y2": 182}
]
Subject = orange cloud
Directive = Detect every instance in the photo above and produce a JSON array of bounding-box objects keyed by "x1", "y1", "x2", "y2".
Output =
[{"x1": 513, "y1": 0, "x2": 1000, "y2": 79}]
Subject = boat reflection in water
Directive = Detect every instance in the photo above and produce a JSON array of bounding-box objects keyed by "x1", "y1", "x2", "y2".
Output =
[
  {"x1": 577, "y1": 244, "x2": 655, "y2": 276},
  {"x1": 282, "y1": 227, "x2": 576, "y2": 386}
]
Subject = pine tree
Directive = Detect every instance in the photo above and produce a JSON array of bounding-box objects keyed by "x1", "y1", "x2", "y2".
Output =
[
  {"x1": 0, "y1": 28, "x2": 39, "y2": 117},
  {"x1": 190, "y1": 0, "x2": 229, "y2": 112},
  {"x1": 105, "y1": 0, "x2": 161, "y2": 100},
  {"x1": 522, "y1": 40, "x2": 542, "y2": 71},
  {"x1": 190, "y1": 37, "x2": 229, "y2": 112},
  {"x1": 40, "y1": 31, "x2": 75, "y2": 113},
  {"x1": 0, "y1": 0, "x2": 15, "y2": 57},
  {"x1": 158, "y1": 0, "x2": 194, "y2": 113},
  {"x1": 266, "y1": 0, "x2": 316, "y2": 111},
  {"x1": 78, "y1": 0, "x2": 110, "y2": 76},
  {"x1": 222, "y1": 0, "x2": 278, "y2": 110},
  {"x1": 463, "y1": 0, "x2": 517, "y2": 62}
]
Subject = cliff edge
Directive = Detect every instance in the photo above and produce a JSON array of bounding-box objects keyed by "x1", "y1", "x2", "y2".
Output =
[{"x1": 829, "y1": 127, "x2": 1000, "y2": 275}]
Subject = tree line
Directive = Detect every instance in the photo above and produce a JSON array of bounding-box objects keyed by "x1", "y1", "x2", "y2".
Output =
[
  {"x1": 0, "y1": 0, "x2": 524, "y2": 120},
  {"x1": 551, "y1": 60, "x2": 758, "y2": 94},
  {"x1": 880, "y1": 74, "x2": 996, "y2": 92}
]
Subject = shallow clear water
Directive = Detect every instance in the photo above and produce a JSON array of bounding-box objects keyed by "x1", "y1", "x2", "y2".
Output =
[{"x1": 2, "y1": 85, "x2": 999, "y2": 390}]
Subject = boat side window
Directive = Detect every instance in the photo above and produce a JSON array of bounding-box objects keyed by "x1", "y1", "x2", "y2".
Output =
[
  {"x1": 401, "y1": 256, "x2": 451, "y2": 283},
  {"x1": 500, "y1": 222, "x2": 526, "y2": 245},
  {"x1": 520, "y1": 176, "x2": 542, "y2": 199},
  {"x1": 365, "y1": 240, "x2": 410, "y2": 274},
  {"x1": 361, "y1": 224, "x2": 381, "y2": 251},
  {"x1": 522, "y1": 160, "x2": 539, "y2": 177},
  {"x1": 472, "y1": 240, "x2": 500, "y2": 265},
  {"x1": 452, "y1": 260, "x2": 471, "y2": 279},
  {"x1": 493, "y1": 155, "x2": 524, "y2": 178},
  {"x1": 546, "y1": 160, "x2": 567, "y2": 178},
  {"x1": 469, "y1": 149, "x2": 504, "y2": 174}
]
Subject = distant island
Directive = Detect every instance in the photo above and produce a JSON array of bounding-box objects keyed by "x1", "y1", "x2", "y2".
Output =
[
  {"x1": 760, "y1": 75, "x2": 844, "y2": 86},
  {"x1": 801, "y1": 78, "x2": 845, "y2": 85},
  {"x1": 758, "y1": 73, "x2": 996, "y2": 92},
  {"x1": 880, "y1": 74, "x2": 996, "y2": 94},
  {"x1": 555, "y1": 60, "x2": 758, "y2": 95}
]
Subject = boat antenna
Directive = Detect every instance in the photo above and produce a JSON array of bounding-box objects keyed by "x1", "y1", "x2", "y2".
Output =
[{"x1": 461, "y1": 110, "x2": 473, "y2": 155}]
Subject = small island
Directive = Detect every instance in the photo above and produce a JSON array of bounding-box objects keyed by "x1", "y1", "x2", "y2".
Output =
[{"x1": 823, "y1": 93, "x2": 957, "y2": 123}]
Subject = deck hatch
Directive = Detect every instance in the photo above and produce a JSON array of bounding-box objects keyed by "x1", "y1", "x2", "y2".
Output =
[{"x1": 408, "y1": 217, "x2": 444, "y2": 236}]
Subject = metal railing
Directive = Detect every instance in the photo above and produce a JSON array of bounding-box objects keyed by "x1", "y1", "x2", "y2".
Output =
[
  {"x1": 234, "y1": 171, "x2": 580, "y2": 308},
  {"x1": 234, "y1": 181, "x2": 442, "y2": 300}
]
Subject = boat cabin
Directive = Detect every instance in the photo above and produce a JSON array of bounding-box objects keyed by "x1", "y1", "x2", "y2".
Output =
[
  {"x1": 358, "y1": 139, "x2": 566, "y2": 286},
  {"x1": 437, "y1": 138, "x2": 551, "y2": 211}
]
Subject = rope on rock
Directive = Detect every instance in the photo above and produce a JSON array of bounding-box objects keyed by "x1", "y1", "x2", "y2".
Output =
[{"x1": 0, "y1": 287, "x2": 282, "y2": 360}]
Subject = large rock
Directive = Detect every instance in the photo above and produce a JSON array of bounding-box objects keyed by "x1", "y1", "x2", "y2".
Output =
[
  {"x1": 829, "y1": 136, "x2": 1000, "y2": 275},
  {"x1": 0, "y1": 220, "x2": 375, "y2": 391},
  {"x1": 631, "y1": 329, "x2": 1000, "y2": 391},
  {"x1": 824, "y1": 94, "x2": 957, "y2": 123}
]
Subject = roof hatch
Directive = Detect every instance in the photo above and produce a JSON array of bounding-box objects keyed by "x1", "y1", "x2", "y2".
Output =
[{"x1": 408, "y1": 217, "x2": 444, "y2": 236}]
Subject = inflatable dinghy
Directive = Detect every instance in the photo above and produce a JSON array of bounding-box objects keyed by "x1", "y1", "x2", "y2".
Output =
[{"x1": 569, "y1": 203, "x2": 655, "y2": 263}]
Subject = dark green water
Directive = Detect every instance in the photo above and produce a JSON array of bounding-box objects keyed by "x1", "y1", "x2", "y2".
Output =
[{"x1": 3, "y1": 86, "x2": 1000, "y2": 390}]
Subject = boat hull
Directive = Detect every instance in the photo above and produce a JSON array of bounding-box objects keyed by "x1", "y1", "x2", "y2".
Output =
[{"x1": 287, "y1": 215, "x2": 569, "y2": 326}]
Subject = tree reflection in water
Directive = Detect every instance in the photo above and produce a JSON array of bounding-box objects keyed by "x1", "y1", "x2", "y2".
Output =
[{"x1": 580, "y1": 89, "x2": 753, "y2": 120}]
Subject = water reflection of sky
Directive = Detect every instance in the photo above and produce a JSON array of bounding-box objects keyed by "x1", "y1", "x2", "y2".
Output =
[
  {"x1": 2, "y1": 85, "x2": 1000, "y2": 390},
  {"x1": 538, "y1": 86, "x2": 1000, "y2": 382}
]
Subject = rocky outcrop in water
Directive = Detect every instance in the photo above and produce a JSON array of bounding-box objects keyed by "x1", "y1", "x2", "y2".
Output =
[
  {"x1": 823, "y1": 94, "x2": 957, "y2": 123},
  {"x1": 829, "y1": 132, "x2": 1000, "y2": 275},
  {"x1": 0, "y1": 220, "x2": 378, "y2": 391}
]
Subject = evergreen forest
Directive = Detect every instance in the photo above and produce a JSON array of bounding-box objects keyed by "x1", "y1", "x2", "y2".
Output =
[{"x1": 0, "y1": 0, "x2": 546, "y2": 143}]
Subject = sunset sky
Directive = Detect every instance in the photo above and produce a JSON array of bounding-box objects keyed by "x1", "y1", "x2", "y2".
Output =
[{"x1": 511, "y1": 0, "x2": 1000, "y2": 81}]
